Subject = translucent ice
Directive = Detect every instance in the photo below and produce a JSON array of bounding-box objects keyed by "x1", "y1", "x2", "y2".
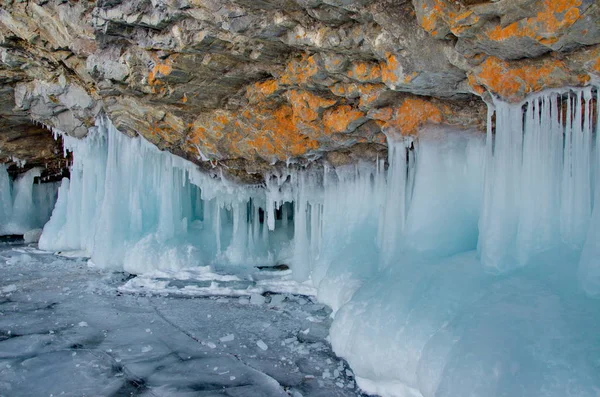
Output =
[
  {"x1": 37, "y1": 86, "x2": 600, "y2": 397},
  {"x1": 0, "y1": 165, "x2": 59, "y2": 235}
]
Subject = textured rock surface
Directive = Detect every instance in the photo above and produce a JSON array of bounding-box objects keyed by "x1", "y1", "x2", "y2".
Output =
[{"x1": 0, "y1": 0, "x2": 598, "y2": 180}]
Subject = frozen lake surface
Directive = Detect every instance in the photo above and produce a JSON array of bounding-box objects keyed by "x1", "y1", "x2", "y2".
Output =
[{"x1": 0, "y1": 240, "x2": 366, "y2": 397}]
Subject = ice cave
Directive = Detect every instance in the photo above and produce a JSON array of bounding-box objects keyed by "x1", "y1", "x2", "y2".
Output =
[
  {"x1": 1, "y1": 1, "x2": 600, "y2": 396},
  {"x1": 2, "y1": 85, "x2": 598, "y2": 396}
]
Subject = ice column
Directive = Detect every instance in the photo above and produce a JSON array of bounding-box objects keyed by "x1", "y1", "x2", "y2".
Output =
[
  {"x1": 479, "y1": 87, "x2": 598, "y2": 273},
  {"x1": 0, "y1": 165, "x2": 58, "y2": 236},
  {"x1": 0, "y1": 165, "x2": 13, "y2": 226},
  {"x1": 378, "y1": 138, "x2": 414, "y2": 267},
  {"x1": 579, "y1": 87, "x2": 600, "y2": 296}
]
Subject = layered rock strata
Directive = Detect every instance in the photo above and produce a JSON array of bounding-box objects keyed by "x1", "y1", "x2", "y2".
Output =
[{"x1": 0, "y1": 0, "x2": 598, "y2": 180}]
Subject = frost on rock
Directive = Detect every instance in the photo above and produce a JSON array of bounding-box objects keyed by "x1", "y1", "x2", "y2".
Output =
[
  {"x1": 37, "y1": 86, "x2": 600, "y2": 397},
  {"x1": 0, "y1": 165, "x2": 59, "y2": 236}
]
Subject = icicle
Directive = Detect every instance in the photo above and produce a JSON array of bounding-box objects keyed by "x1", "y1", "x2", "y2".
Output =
[
  {"x1": 0, "y1": 166, "x2": 58, "y2": 236},
  {"x1": 479, "y1": 88, "x2": 597, "y2": 272},
  {"x1": 379, "y1": 137, "x2": 412, "y2": 267},
  {"x1": 579, "y1": 86, "x2": 600, "y2": 296},
  {"x1": 0, "y1": 165, "x2": 13, "y2": 226}
]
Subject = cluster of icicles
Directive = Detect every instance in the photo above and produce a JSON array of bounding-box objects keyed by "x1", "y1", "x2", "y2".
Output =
[
  {"x1": 27, "y1": 86, "x2": 600, "y2": 397},
  {"x1": 0, "y1": 165, "x2": 58, "y2": 236},
  {"x1": 38, "y1": 87, "x2": 600, "y2": 292}
]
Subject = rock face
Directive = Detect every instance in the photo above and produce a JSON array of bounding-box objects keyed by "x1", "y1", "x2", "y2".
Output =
[{"x1": 0, "y1": 0, "x2": 598, "y2": 180}]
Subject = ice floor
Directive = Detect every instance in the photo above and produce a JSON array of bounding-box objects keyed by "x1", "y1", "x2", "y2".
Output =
[{"x1": 0, "y1": 240, "x2": 365, "y2": 397}]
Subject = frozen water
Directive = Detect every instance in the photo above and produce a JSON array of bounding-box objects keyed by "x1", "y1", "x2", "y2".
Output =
[
  {"x1": 0, "y1": 242, "x2": 363, "y2": 396},
  {"x1": 32, "y1": 86, "x2": 600, "y2": 397},
  {"x1": 328, "y1": 87, "x2": 600, "y2": 397},
  {"x1": 0, "y1": 165, "x2": 58, "y2": 236},
  {"x1": 39, "y1": 119, "x2": 291, "y2": 271}
]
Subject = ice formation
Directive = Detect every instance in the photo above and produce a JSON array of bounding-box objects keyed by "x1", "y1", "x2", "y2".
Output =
[
  {"x1": 39, "y1": 86, "x2": 599, "y2": 397},
  {"x1": 39, "y1": 118, "x2": 291, "y2": 272},
  {"x1": 0, "y1": 165, "x2": 59, "y2": 235}
]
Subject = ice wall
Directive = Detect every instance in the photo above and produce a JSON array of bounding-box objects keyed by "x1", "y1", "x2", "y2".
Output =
[
  {"x1": 40, "y1": 118, "x2": 291, "y2": 272},
  {"x1": 479, "y1": 88, "x2": 598, "y2": 272},
  {"x1": 39, "y1": 86, "x2": 599, "y2": 397},
  {"x1": 0, "y1": 165, "x2": 59, "y2": 235},
  {"x1": 328, "y1": 87, "x2": 600, "y2": 397}
]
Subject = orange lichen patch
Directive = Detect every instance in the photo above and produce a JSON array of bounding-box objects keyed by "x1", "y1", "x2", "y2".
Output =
[
  {"x1": 485, "y1": 0, "x2": 582, "y2": 45},
  {"x1": 248, "y1": 106, "x2": 320, "y2": 158},
  {"x1": 187, "y1": 124, "x2": 219, "y2": 159},
  {"x1": 186, "y1": 104, "x2": 322, "y2": 161},
  {"x1": 395, "y1": 98, "x2": 443, "y2": 135},
  {"x1": 329, "y1": 83, "x2": 349, "y2": 97},
  {"x1": 147, "y1": 55, "x2": 175, "y2": 93},
  {"x1": 594, "y1": 57, "x2": 600, "y2": 73},
  {"x1": 287, "y1": 90, "x2": 337, "y2": 122},
  {"x1": 368, "y1": 107, "x2": 394, "y2": 122},
  {"x1": 346, "y1": 61, "x2": 382, "y2": 82},
  {"x1": 256, "y1": 79, "x2": 279, "y2": 96},
  {"x1": 468, "y1": 56, "x2": 590, "y2": 102},
  {"x1": 357, "y1": 84, "x2": 387, "y2": 109},
  {"x1": 323, "y1": 105, "x2": 366, "y2": 134},
  {"x1": 420, "y1": 12, "x2": 439, "y2": 36},
  {"x1": 280, "y1": 54, "x2": 321, "y2": 86},
  {"x1": 449, "y1": 10, "x2": 480, "y2": 36},
  {"x1": 404, "y1": 72, "x2": 418, "y2": 84},
  {"x1": 146, "y1": 113, "x2": 185, "y2": 145},
  {"x1": 417, "y1": 0, "x2": 468, "y2": 37},
  {"x1": 246, "y1": 79, "x2": 281, "y2": 103},
  {"x1": 380, "y1": 54, "x2": 416, "y2": 87},
  {"x1": 381, "y1": 53, "x2": 400, "y2": 85},
  {"x1": 328, "y1": 83, "x2": 360, "y2": 98}
]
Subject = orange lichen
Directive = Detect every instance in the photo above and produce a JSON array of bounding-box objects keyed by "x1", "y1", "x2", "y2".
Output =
[
  {"x1": 249, "y1": 79, "x2": 279, "y2": 96},
  {"x1": 245, "y1": 79, "x2": 281, "y2": 104},
  {"x1": 346, "y1": 62, "x2": 382, "y2": 82},
  {"x1": 450, "y1": 10, "x2": 479, "y2": 35},
  {"x1": 323, "y1": 105, "x2": 365, "y2": 134},
  {"x1": 418, "y1": 0, "x2": 583, "y2": 47},
  {"x1": 287, "y1": 90, "x2": 337, "y2": 122},
  {"x1": 147, "y1": 56, "x2": 174, "y2": 92},
  {"x1": 357, "y1": 84, "x2": 386, "y2": 108},
  {"x1": 146, "y1": 113, "x2": 185, "y2": 145},
  {"x1": 593, "y1": 56, "x2": 600, "y2": 74},
  {"x1": 329, "y1": 83, "x2": 349, "y2": 97},
  {"x1": 397, "y1": 99, "x2": 442, "y2": 135},
  {"x1": 186, "y1": 103, "x2": 323, "y2": 161},
  {"x1": 386, "y1": 98, "x2": 443, "y2": 136},
  {"x1": 485, "y1": 0, "x2": 582, "y2": 45},
  {"x1": 188, "y1": 125, "x2": 218, "y2": 158},
  {"x1": 417, "y1": 0, "x2": 473, "y2": 37},
  {"x1": 381, "y1": 53, "x2": 400, "y2": 85},
  {"x1": 280, "y1": 54, "x2": 320, "y2": 85},
  {"x1": 368, "y1": 107, "x2": 394, "y2": 122},
  {"x1": 248, "y1": 106, "x2": 320, "y2": 158},
  {"x1": 469, "y1": 56, "x2": 590, "y2": 102},
  {"x1": 418, "y1": 0, "x2": 455, "y2": 37},
  {"x1": 421, "y1": 13, "x2": 438, "y2": 35}
]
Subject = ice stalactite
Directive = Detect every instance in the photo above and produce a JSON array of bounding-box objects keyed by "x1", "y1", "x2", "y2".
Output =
[
  {"x1": 329, "y1": 87, "x2": 600, "y2": 397},
  {"x1": 40, "y1": 117, "x2": 290, "y2": 272},
  {"x1": 37, "y1": 86, "x2": 599, "y2": 397},
  {"x1": 0, "y1": 165, "x2": 59, "y2": 236},
  {"x1": 578, "y1": 86, "x2": 600, "y2": 297},
  {"x1": 479, "y1": 87, "x2": 598, "y2": 273}
]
